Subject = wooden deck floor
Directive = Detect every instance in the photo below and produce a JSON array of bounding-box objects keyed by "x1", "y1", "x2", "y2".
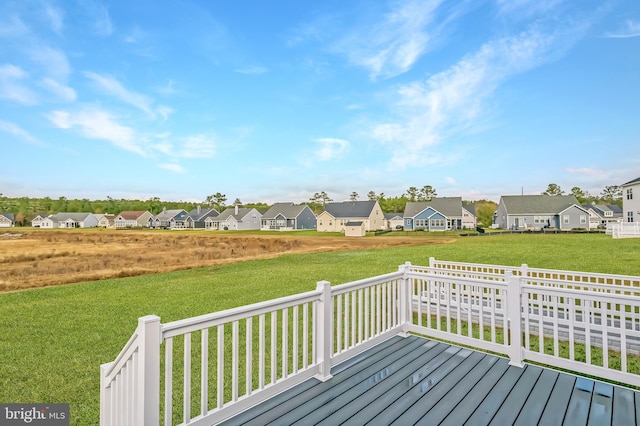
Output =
[{"x1": 220, "y1": 335, "x2": 640, "y2": 425}]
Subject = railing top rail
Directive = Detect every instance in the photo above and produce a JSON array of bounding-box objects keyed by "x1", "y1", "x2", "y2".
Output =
[
  {"x1": 162, "y1": 288, "x2": 321, "y2": 338},
  {"x1": 407, "y1": 270, "x2": 509, "y2": 289},
  {"x1": 522, "y1": 277, "x2": 640, "y2": 293},
  {"x1": 522, "y1": 282, "x2": 640, "y2": 303},
  {"x1": 330, "y1": 271, "x2": 404, "y2": 296}
]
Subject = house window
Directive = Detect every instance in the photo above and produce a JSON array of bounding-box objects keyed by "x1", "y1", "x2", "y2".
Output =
[
  {"x1": 415, "y1": 219, "x2": 427, "y2": 228},
  {"x1": 563, "y1": 215, "x2": 570, "y2": 225},
  {"x1": 431, "y1": 219, "x2": 444, "y2": 228},
  {"x1": 605, "y1": 211, "x2": 613, "y2": 217},
  {"x1": 627, "y1": 188, "x2": 633, "y2": 200},
  {"x1": 319, "y1": 220, "x2": 322, "y2": 226},
  {"x1": 628, "y1": 211, "x2": 634, "y2": 223},
  {"x1": 580, "y1": 215, "x2": 587, "y2": 224}
]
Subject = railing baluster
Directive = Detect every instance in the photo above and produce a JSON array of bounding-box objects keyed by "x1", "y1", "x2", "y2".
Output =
[
  {"x1": 246, "y1": 317, "x2": 252, "y2": 395},
  {"x1": 303, "y1": 303, "x2": 309, "y2": 369},
  {"x1": 259, "y1": 314, "x2": 265, "y2": 389},
  {"x1": 282, "y1": 308, "x2": 288, "y2": 378},
  {"x1": 232, "y1": 321, "x2": 239, "y2": 401},
  {"x1": 271, "y1": 312, "x2": 277, "y2": 384},
  {"x1": 184, "y1": 333, "x2": 191, "y2": 424},
  {"x1": 217, "y1": 326, "x2": 224, "y2": 409},
  {"x1": 201, "y1": 328, "x2": 208, "y2": 416},
  {"x1": 164, "y1": 337, "x2": 173, "y2": 426},
  {"x1": 292, "y1": 306, "x2": 298, "y2": 374}
]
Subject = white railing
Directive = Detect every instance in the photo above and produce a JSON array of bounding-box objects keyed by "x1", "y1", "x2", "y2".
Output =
[
  {"x1": 608, "y1": 222, "x2": 640, "y2": 238},
  {"x1": 101, "y1": 260, "x2": 640, "y2": 425}
]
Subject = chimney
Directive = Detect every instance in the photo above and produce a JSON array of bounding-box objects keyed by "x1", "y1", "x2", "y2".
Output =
[
  {"x1": 197, "y1": 205, "x2": 201, "y2": 215},
  {"x1": 235, "y1": 204, "x2": 239, "y2": 215}
]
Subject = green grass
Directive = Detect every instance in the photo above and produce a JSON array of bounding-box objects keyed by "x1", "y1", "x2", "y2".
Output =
[{"x1": 0, "y1": 233, "x2": 639, "y2": 425}]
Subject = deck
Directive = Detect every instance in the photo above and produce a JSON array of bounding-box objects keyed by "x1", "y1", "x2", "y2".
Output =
[{"x1": 221, "y1": 335, "x2": 640, "y2": 426}]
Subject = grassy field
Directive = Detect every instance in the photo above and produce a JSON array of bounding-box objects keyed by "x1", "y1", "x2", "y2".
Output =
[{"x1": 0, "y1": 233, "x2": 639, "y2": 425}]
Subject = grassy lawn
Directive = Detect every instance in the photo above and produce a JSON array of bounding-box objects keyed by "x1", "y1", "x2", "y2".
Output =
[{"x1": 0, "y1": 233, "x2": 639, "y2": 425}]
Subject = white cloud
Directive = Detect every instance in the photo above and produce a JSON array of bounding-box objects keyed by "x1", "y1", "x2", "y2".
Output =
[
  {"x1": 372, "y1": 18, "x2": 590, "y2": 168},
  {"x1": 314, "y1": 137, "x2": 349, "y2": 161},
  {"x1": 83, "y1": 71, "x2": 156, "y2": 117},
  {"x1": 0, "y1": 120, "x2": 42, "y2": 145},
  {"x1": 152, "y1": 134, "x2": 216, "y2": 159},
  {"x1": 82, "y1": 0, "x2": 113, "y2": 36},
  {"x1": 40, "y1": 78, "x2": 76, "y2": 102},
  {"x1": 0, "y1": 64, "x2": 37, "y2": 104},
  {"x1": 565, "y1": 167, "x2": 606, "y2": 176},
  {"x1": 44, "y1": 5, "x2": 64, "y2": 35},
  {"x1": 495, "y1": 0, "x2": 563, "y2": 19},
  {"x1": 336, "y1": 0, "x2": 443, "y2": 80},
  {"x1": 235, "y1": 66, "x2": 268, "y2": 75},
  {"x1": 30, "y1": 46, "x2": 71, "y2": 81},
  {"x1": 157, "y1": 163, "x2": 186, "y2": 173},
  {"x1": 47, "y1": 108, "x2": 144, "y2": 155},
  {"x1": 605, "y1": 20, "x2": 640, "y2": 38},
  {"x1": 0, "y1": 15, "x2": 29, "y2": 38}
]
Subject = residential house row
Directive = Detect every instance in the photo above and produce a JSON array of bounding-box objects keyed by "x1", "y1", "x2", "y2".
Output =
[{"x1": 2, "y1": 176, "x2": 637, "y2": 233}]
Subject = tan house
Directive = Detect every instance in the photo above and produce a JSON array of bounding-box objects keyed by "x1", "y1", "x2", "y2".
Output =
[
  {"x1": 97, "y1": 214, "x2": 116, "y2": 228},
  {"x1": 317, "y1": 200, "x2": 384, "y2": 233},
  {"x1": 344, "y1": 221, "x2": 366, "y2": 237},
  {"x1": 115, "y1": 211, "x2": 153, "y2": 228}
]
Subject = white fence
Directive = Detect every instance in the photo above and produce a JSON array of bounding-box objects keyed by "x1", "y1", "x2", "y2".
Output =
[
  {"x1": 100, "y1": 260, "x2": 640, "y2": 425},
  {"x1": 607, "y1": 222, "x2": 640, "y2": 238}
]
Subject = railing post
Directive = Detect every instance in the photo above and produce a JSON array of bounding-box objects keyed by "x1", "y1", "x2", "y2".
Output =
[
  {"x1": 137, "y1": 315, "x2": 161, "y2": 426},
  {"x1": 99, "y1": 362, "x2": 112, "y2": 425},
  {"x1": 398, "y1": 262, "x2": 412, "y2": 335},
  {"x1": 507, "y1": 274, "x2": 524, "y2": 367},
  {"x1": 429, "y1": 257, "x2": 435, "y2": 270},
  {"x1": 315, "y1": 281, "x2": 333, "y2": 381}
]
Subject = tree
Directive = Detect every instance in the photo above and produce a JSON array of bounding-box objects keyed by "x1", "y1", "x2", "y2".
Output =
[
  {"x1": 600, "y1": 185, "x2": 622, "y2": 205},
  {"x1": 571, "y1": 187, "x2": 587, "y2": 204},
  {"x1": 367, "y1": 191, "x2": 377, "y2": 201},
  {"x1": 233, "y1": 198, "x2": 242, "y2": 206},
  {"x1": 349, "y1": 192, "x2": 359, "y2": 201},
  {"x1": 205, "y1": 193, "x2": 227, "y2": 210},
  {"x1": 406, "y1": 187, "x2": 418, "y2": 202},
  {"x1": 309, "y1": 191, "x2": 332, "y2": 213},
  {"x1": 475, "y1": 201, "x2": 498, "y2": 228},
  {"x1": 418, "y1": 185, "x2": 437, "y2": 201},
  {"x1": 542, "y1": 183, "x2": 564, "y2": 196}
]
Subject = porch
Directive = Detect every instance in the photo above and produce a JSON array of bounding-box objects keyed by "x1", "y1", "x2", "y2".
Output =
[{"x1": 100, "y1": 258, "x2": 640, "y2": 425}]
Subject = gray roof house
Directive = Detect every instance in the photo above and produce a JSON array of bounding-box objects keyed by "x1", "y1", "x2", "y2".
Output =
[
  {"x1": 494, "y1": 194, "x2": 590, "y2": 230},
  {"x1": 0, "y1": 213, "x2": 14, "y2": 228},
  {"x1": 39, "y1": 212, "x2": 100, "y2": 229},
  {"x1": 149, "y1": 209, "x2": 193, "y2": 229},
  {"x1": 384, "y1": 213, "x2": 404, "y2": 230},
  {"x1": 403, "y1": 197, "x2": 474, "y2": 231},
  {"x1": 260, "y1": 203, "x2": 316, "y2": 231},
  {"x1": 582, "y1": 204, "x2": 623, "y2": 229},
  {"x1": 115, "y1": 211, "x2": 153, "y2": 228},
  {"x1": 188, "y1": 206, "x2": 220, "y2": 229},
  {"x1": 205, "y1": 206, "x2": 262, "y2": 230},
  {"x1": 316, "y1": 200, "x2": 384, "y2": 232}
]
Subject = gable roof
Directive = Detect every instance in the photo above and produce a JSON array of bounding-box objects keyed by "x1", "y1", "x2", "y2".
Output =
[
  {"x1": 323, "y1": 200, "x2": 378, "y2": 218},
  {"x1": 154, "y1": 209, "x2": 188, "y2": 221},
  {"x1": 583, "y1": 204, "x2": 623, "y2": 217},
  {"x1": 47, "y1": 212, "x2": 94, "y2": 222},
  {"x1": 622, "y1": 177, "x2": 640, "y2": 187},
  {"x1": 188, "y1": 207, "x2": 219, "y2": 221},
  {"x1": 500, "y1": 195, "x2": 581, "y2": 214},
  {"x1": 118, "y1": 211, "x2": 149, "y2": 220},
  {"x1": 384, "y1": 213, "x2": 403, "y2": 220},
  {"x1": 261, "y1": 203, "x2": 312, "y2": 220},
  {"x1": 404, "y1": 197, "x2": 463, "y2": 218},
  {"x1": 0, "y1": 213, "x2": 14, "y2": 221},
  {"x1": 216, "y1": 207, "x2": 257, "y2": 221}
]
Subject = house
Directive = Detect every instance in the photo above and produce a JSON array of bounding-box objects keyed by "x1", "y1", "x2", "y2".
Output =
[
  {"x1": 39, "y1": 212, "x2": 100, "y2": 229},
  {"x1": 115, "y1": 211, "x2": 153, "y2": 228},
  {"x1": 384, "y1": 213, "x2": 404, "y2": 230},
  {"x1": 0, "y1": 213, "x2": 14, "y2": 228},
  {"x1": 316, "y1": 200, "x2": 384, "y2": 233},
  {"x1": 188, "y1": 206, "x2": 219, "y2": 229},
  {"x1": 148, "y1": 209, "x2": 193, "y2": 229},
  {"x1": 403, "y1": 197, "x2": 473, "y2": 231},
  {"x1": 462, "y1": 204, "x2": 477, "y2": 229},
  {"x1": 494, "y1": 194, "x2": 589, "y2": 230},
  {"x1": 344, "y1": 221, "x2": 366, "y2": 237},
  {"x1": 260, "y1": 203, "x2": 317, "y2": 230},
  {"x1": 582, "y1": 203, "x2": 623, "y2": 229},
  {"x1": 205, "y1": 206, "x2": 262, "y2": 230},
  {"x1": 622, "y1": 177, "x2": 640, "y2": 223},
  {"x1": 97, "y1": 214, "x2": 116, "y2": 228},
  {"x1": 31, "y1": 214, "x2": 49, "y2": 228}
]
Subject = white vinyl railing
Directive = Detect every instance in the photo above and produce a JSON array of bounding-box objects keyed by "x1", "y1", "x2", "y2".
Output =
[
  {"x1": 100, "y1": 260, "x2": 640, "y2": 425},
  {"x1": 608, "y1": 222, "x2": 640, "y2": 238}
]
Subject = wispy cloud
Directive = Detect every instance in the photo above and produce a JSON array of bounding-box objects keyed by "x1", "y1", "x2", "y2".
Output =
[
  {"x1": 157, "y1": 163, "x2": 186, "y2": 173},
  {"x1": 40, "y1": 78, "x2": 77, "y2": 102},
  {"x1": 565, "y1": 167, "x2": 606, "y2": 176},
  {"x1": 46, "y1": 108, "x2": 144, "y2": 155},
  {"x1": 372, "y1": 17, "x2": 591, "y2": 168},
  {"x1": 235, "y1": 66, "x2": 268, "y2": 75},
  {"x1": 0, "y1": 119, "x2": 42, "y2": 145},
  {"x1": 314, "y1": 137, "x2": 349, "y2": 161},
  {"x1": 335, "y1": 0, "x2": 443, "y2": 80},
  {"x1": 604, "y1": 20, "x2": 640, "y2": 38},
  {"x1": 495, "y1": 0, "x2": 563, "y2": 20},
  {"x1": 153, "y1": 134, "x2": 216, "y2": 159},
  {"x1": 0, "y1": 64, "x2": 37, "y2": 104},
  {"x1": 83, "y1": 71, "x2": 156, "y2": 117},
  {"x1": 29, "y1": 46, "x2": 71, "y2": 81},
  {"x1": 82, "y1": 0, "x2": 113, "y2": 36},
  {"x1": 44, "y1": 4, "x2": 64, "y2": 36},
  {"x1": 0, "y1": 15, "x2": 29, "y2": 38}
]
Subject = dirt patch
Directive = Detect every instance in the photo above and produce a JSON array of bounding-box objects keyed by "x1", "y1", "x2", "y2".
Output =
[{"x1": 0, "y1": 230, "x2": 453, "y2": 292}]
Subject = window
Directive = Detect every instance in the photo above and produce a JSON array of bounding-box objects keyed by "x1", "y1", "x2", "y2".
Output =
[
  {"x1": 627, "y1": 188, "x2": 633, "y2": 200},
  {"x1": 563, "y1": 215, "x2": 570, "y2": 224},
  {"x1": 431, "y1": 219, "x2": 445, "y2": 228},
  {"x1": 580, "y1": 215, "x2": 587, "y2": 224},
  {"x1": 605, "y1": 211, "x2": 613, "y2": 217},
  {"x1": 415, "y1": 219, "x2": 427, "y2": 228},
  {"x1": 628, "y1": 211, "x2": 634, "y2": 223}
]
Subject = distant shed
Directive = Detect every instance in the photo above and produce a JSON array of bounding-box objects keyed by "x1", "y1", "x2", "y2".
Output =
[{"x1": 344, "y1": 221, "x2": 366, "y2": 237}]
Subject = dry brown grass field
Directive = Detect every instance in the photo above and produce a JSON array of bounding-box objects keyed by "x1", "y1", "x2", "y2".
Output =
[{"x1": 0, "y1": 229, "x2": 450, "y2": 292}]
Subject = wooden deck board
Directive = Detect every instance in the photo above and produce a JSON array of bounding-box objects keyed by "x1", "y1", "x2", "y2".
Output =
[{"x1": 220, "y1": 335, "x2": 640, "y2": 426}]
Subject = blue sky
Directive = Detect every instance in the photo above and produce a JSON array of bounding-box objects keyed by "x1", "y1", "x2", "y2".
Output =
[{"x1": 1, "y1": 0, "x2": 639, "y2": 204}]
